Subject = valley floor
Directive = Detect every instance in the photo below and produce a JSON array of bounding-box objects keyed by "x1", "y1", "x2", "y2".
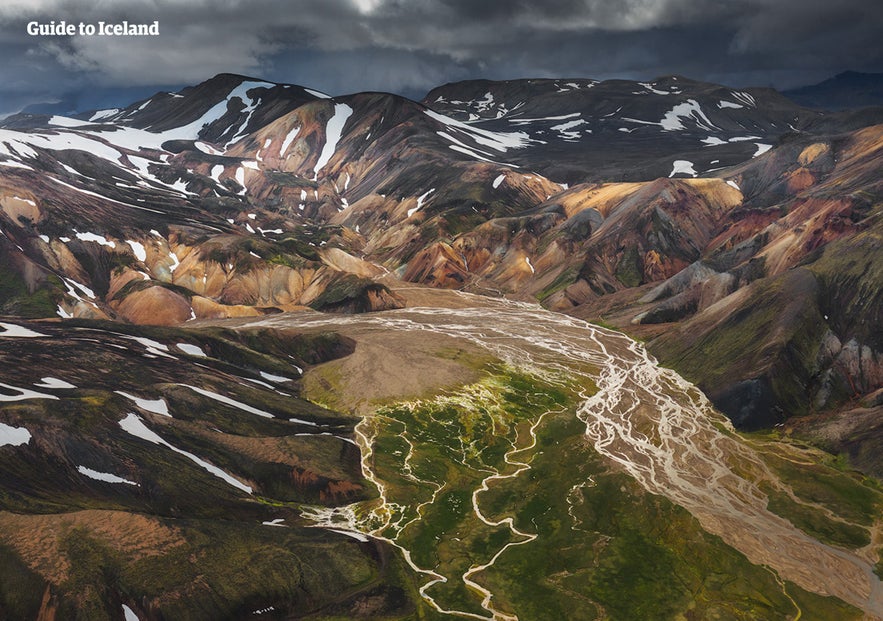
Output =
[{"x1": 218, "y1": 289, "x2": 883, "y2": 620}]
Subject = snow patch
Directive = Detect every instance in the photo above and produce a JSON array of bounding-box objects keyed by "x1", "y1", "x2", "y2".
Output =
[
  {"x1": 48, "y1": 115, "x2": 90, "y2": 127},
  {"x1": 507, "y1": 112, "x2": 580, "y2": 125},
  {"x1": 305, "y1": 87, "x2": 331, "y2": 99},
  {"x1": 492, "y1": 174, "x2": 505, "y2": 189},
  {"x1": 280, "y1": 126, "x2": 300, "y2": 156},
  {"x1": 407, "y1": 188, "x2": 435, "y2": 218},
  {"x1": 551, "y1": 118, "x2": 588, "y2": 139},
  {"x1": 753, "y1": 143, "x2": 772, "y2": 157},
  {"x1": 0, "y1": 322, "x2": 47, "y2": 338},
  {"x1": 427, "y1": 109, "x2": 530, "y2": 152},
  {"x1": 669, "y1": 160, "x2": 698, "y2": 177},
  {"x1": 0, "y1": 423, "x2": 31, "y2": 447},
  {"x1": 126, "y1": 240, "x2": 147, "y2": 262},
  {"x1": 34, "y1": 377, "x2": 76, "y2": 389},
  {"x1": 78, "y1": 465, "x2": 138, "y2": 486},
  {"x1": 75, "y1": 231, "x2": 116, "y2": 248},
  {"x1": 181, "y1": 384, "x2": 295, "y2": 421},
  {"x1": 89, "y1": 109, "x2": 119, "y2": 122},
  {"x1": 731, "y1": 91, "x2": 756, "y2": 107},
  {"x1": 0, "y1": 381, "x2": 58, "y2": 402},
  {"x1": 260, "y1": 371, "x2": 290, "y2": 383},
  {"x1": 194, "y1": 142, "x2": 223, "y2": 155},
  {"x1": 115, "y1": 391, "x2": 171, "y2": 417},
  {"x1": 209, "y1": 164, "x2": 224, "y2": 184},
  {"x1": 119, "y1": 413, "x2": 252, "y2": 493},
  {"x1": 126, "y1": 336, "x2": 175, "y2": 359},
  {"x1": 660, "y1": 100, "x2": 717, "y2": 132},
  {"x1": 314, "y1": 104, "x2": 353, "y2": 175}
]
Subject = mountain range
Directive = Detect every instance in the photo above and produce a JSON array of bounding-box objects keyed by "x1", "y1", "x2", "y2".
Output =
[{"x1": 1, "y1": 71, "x2": 882, "y2": 619}]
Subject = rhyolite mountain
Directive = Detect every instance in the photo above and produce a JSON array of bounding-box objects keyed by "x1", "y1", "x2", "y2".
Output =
[
  {"x1": 1, "y1": 70, "x2": 883, "y2": 616},
  {"x1": 783, "y1": 71, "x2": 883, "y2": 111},
  {"x1": 1, "y1": 72, "x2": 880, "y2": 436}
]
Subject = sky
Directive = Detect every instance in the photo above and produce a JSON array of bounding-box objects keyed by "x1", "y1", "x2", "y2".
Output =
[{"x1": 1, "y1": 0, "x2": 882, "y2": 116}]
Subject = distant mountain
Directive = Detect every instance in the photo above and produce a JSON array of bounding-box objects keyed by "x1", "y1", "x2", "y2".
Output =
[
  {"x1": 424, "y1": 75, "x2": 817, "y2": 183},
  {"x1": 783, "y1": 71, "x2": 883, "y2": 110}
]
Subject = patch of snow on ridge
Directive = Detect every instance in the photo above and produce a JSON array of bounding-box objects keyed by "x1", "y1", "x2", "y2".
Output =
[
  {"x1": 407, "y1": 188, "x2": 435, "y2": 218},
  {"x1": 280, "y1": 126, "x2": 300, "y2": 156},
  {"x1": 305, "y1": 87, "x2": 331, "y2": 99},
  {"x1": 639, "y1": 82, "x2": 669, "y2": 95},
  {"x1": 34, "y1": 377, "x2": 76, "y2": 389},
  {"x1": 62, "y1": 276, "x2": 95, "y2": 300},
  {"x1": 177, "y1": 343, "x2": 206, "y2": 357},
  {"x1": 551, "y1": 118, "x2": 588, "y2": 140},
  {"x1": 122, "y1": 605, "x2": 140, "y2": 621},
  {"x1": 260, "y1": 371, "x2": 290, "y2": 383},
  {"x1": 125, "y1": 336, "x2": 175, "y2": 359},
  {"x1": 425, "y1": 109, "x2": 531, "y2": 152},
  {"x1": 314, "y1": 104, "x2": 353, "y2": 175},
  {"x1": 181, "y1": 384, "x2": 297, "y2": 421},
  {"x1": 718, "y1": 100, "x2": 743, "y2": 109},
  {"x1": 726, "y1": 180, "x2": 741, "y2": 191},
  {"x1": 753, "y1": 143, "x2": 772, "y2": 157},
  {"x1": 75, "y1": 231, "x2": 116, "y2": 248},
  {"x1": 78, "y1": 465, "x2": 138, "y2": 486},
  {"x1": 0, "y1": 422, "x2": 31, "y2": 447},
  {"x1": 119, "y1": 413, "x2": 252, "y2": 493},
  {"x1": 0, "y1": 322, "x2": 47, "y2": 338},
  {"x1": 660, "y1": 100, "x2": 717, "y2": 132},
  {"x1": 0, "y1": 382, "x2": 58, "y2": 403},
  {"x1": 731, "y1": 91, "x2": 756, "y2": 107},
  {"x1": 728, "y1": 135, "x2": 761, "y2": 142},
  {"x1": 48, "y1": 115, "x2": 89, "y2": 128},
  {"x1": 26, "y1": 131, "x2": 125, "y2": 164},
  {"x1": 669, "y1": 160, "x2": 697, "y2": 177},
  {"x1": 493, "y1": 174, "x2": 506, "y2": 189},
  {"x1": 508, "y1": 112, "x2": 580, "y2": 125},
  {"x1": 89, "y1": 109, "x2": 119, "y2": 121},
  {"x1": 701, "y1": 136, "x2": 727, "y2": 146},
  {"x1": 194, "y1": 141, "x2": 223, "y2": 155},
  {"x1": 126, "y1": 240, "x2": 147, "y2": 262},
  {"x1": 163, "y1": 80, "x2": 273, "y2": 143},
  {"x1": 115, "y1": 391, "x2": 170, "y2": 417}
]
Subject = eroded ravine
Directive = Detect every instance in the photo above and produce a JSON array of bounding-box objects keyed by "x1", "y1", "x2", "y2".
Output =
[{"x1": 241, "y1": 292, "x2": 883, "y2": 619}]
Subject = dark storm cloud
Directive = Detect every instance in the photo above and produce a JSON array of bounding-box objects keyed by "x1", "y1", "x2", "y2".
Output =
[{"x1": 0, "y1": 0, "x2": 881, "y2": 116}]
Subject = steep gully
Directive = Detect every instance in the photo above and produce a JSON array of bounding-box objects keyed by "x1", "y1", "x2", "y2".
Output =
[{"x1": 242, "y1": 291, "x2": 882, "y2": 619}]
